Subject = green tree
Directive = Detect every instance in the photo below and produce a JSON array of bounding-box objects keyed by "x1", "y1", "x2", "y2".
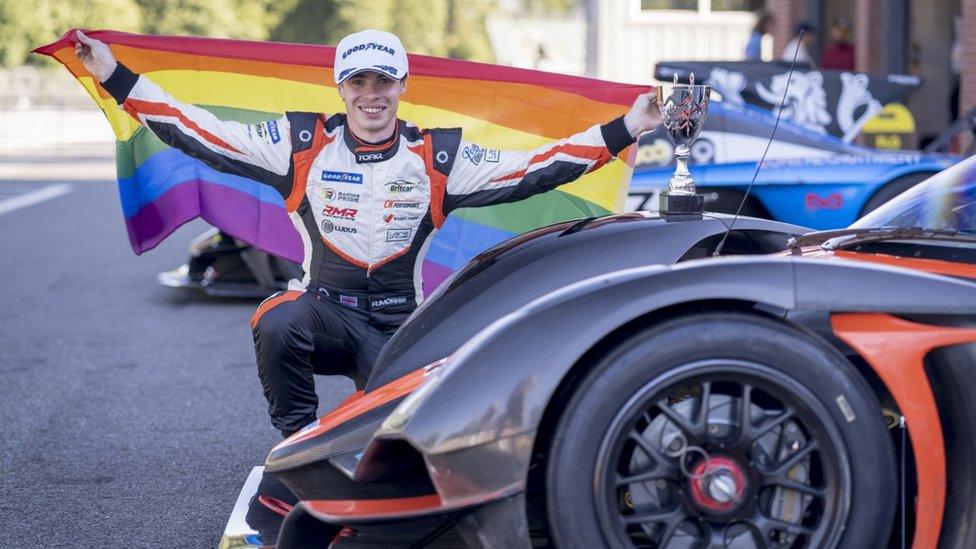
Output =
[
  {"x1": 270, "y1": 0, "x2": 493, "y2": 62},
  {"x1": 135, "y1": 0, "x2": 293, "y2": 40},
  {"x1": 1, "y1": 0, "x2": 142, "y2": 67}
]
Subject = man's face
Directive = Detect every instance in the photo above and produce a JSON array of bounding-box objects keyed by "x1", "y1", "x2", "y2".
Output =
[{"x1": 338, "y1": 71, "x2": 406, "y2": 139}]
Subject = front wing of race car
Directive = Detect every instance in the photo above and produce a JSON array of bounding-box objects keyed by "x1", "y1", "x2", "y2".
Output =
[{"x1": 223, "y1": 254, "x2": 976, "y2": 548}]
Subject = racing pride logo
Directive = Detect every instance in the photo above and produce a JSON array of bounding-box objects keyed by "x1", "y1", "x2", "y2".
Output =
[
  {"x1": 321, "y1": 171, "x2": 364, "y2": 184},
  {"x1": 322, "y1": 205, "x2": 357, "y2": 220},
  {"x1": 386, "y1": 228, "x2": 411, "y2": 242},
  {"x1": 323, "y1": 188, "x2": 360, "y2": 203},
  {"x1": 370, "y1": 296, "x2": 408, "y2": 308}
]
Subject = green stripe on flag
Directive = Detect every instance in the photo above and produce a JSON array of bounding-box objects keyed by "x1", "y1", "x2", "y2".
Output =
[{"x1": 452, "y1": 189, "x2": 611, "y2": 234}]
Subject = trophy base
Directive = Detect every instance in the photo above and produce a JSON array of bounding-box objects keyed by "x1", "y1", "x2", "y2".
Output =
[{"x1": 659, "y1": 192, "x2": 704, "y2": 219}]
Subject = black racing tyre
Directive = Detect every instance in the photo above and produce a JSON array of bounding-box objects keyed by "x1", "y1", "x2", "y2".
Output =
[
  {"x1": 859, "y1": 172, "x2": 935, "y2": 216},
  {"x1": 545, "y1": 312, "x2": 896, "y2": 549}
]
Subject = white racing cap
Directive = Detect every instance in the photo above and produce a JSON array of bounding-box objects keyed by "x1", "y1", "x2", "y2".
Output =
[{"x1": 334, "y1": 29, "x2": 409, "y2": 84}]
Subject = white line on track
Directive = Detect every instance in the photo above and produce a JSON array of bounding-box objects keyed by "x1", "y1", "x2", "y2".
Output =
[{"x1": 0, "y1": 184, "x2": 73, "y2": 216}]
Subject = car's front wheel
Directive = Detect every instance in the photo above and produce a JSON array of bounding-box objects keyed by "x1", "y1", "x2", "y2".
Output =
[{"x1": 545, "y1": 312, "x2": 896, "y2": 548}]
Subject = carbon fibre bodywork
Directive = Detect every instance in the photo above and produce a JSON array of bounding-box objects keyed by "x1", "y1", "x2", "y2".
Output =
[{"x1": 255, "y1": 209, "x2": 976, "y2": 547}]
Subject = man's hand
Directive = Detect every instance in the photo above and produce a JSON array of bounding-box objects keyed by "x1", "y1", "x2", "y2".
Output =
[
  {"x1": 623, "y1": 90, "x2": 661, "y2": 138},
  {"x1": 74, "y1": 30, "x2": 118, "y2": 82}
]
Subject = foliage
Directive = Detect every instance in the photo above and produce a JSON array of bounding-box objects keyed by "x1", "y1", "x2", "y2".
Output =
[
  {"x1": 6, "y1": 0, "x2": 504, "y2": 68},
  {"x1": 0, "y1": 0, "x2": 141, "y2": 67}
]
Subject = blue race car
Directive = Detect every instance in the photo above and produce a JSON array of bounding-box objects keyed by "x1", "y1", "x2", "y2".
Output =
[{"x1": 631, "y1": 102, "x2": 960, "y2": 229}]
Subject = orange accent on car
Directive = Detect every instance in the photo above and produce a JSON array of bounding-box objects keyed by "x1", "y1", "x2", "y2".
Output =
[
  {"x1": 278, "y1": 365, "x2": 435, "y2": 448},
  {"x1": 287, "y1": 116, "x2": 333, "y2": 213},
  {"x1": 834, "y1": 250, "x2": 976, "y2": 280},
  {"x1": 250, "y1": 290, "x2": 303, "y2": 330},
  {"x1": 305, "y1": 494, "x2": 443, "y2": 521},
  {"x1": 832, "y1": 314, "x2": 976, "y2": 549}
]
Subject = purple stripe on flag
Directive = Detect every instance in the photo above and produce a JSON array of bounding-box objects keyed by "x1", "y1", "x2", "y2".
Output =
[
  {"x1": 421, "y1": 260, "x2": 455, "y2": 296},
  {"x1": 124, "y1": 179, "x2": 303, "y2": 262}
]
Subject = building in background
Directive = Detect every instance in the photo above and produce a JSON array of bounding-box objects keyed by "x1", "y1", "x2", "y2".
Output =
[
  {"x1": 587, "y1": 0, "x2": 766, "y2": 84},
  {"x1": 765, "y1": 0, "x2": 965, "y2": 145}
]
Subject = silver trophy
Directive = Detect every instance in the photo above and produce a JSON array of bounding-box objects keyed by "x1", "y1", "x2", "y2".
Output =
[{"x1": 656, "y1": 73, "x2": 710, "y2": 215}]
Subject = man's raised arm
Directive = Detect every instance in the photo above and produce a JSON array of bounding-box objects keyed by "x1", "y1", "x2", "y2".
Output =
[
  {"x1": 441, "y1": 91, "x2": 660, "y2": 213},
  {"x1": 74, "y1": 31, "x2": 294, "y2": 191}
]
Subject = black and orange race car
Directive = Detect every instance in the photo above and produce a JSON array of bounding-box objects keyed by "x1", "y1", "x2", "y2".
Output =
[{"x1": 222, "y1": 155, "x2": 976, "y2": 548}]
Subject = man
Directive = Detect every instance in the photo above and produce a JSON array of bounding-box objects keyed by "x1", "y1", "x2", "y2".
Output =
[
  {"x1": 820, "y1": 17, "x2": 854, "y2": 71},
  {"x1": 781, "y1": 22, "x2": 816, "y2": 68},
  {"x1": 75, "y1": 29, "x2": 661, "y2": 437}
]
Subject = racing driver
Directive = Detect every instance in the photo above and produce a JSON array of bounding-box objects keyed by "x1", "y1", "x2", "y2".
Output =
[{"x1": 74, "y1": 29, "x2": 662, "y2": 437}]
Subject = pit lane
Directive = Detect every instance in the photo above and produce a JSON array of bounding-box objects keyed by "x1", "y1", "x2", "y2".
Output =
[{"x1": 0, "y1": 144, "x2": 353, "y2": 547}]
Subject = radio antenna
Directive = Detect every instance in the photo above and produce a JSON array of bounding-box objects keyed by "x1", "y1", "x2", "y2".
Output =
[{"x1": 712, "y1": 29, "x2": 806, "y2": 256}]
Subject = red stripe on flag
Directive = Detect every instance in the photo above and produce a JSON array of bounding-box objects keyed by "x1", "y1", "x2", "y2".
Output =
[
  {"x1": 122, "y1": 98, "x2": 244, "y2": 155},
  {"x1": 490, "y1": 144, "x2": 611, "y2": 183},
  {"x1": 35, "y1": 29, "x2": 646, "y2": 105}
]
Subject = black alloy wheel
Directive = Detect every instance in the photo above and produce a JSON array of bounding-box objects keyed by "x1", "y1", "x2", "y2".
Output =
[{"x1": 544, "y1": 313, "x2": 896, "y2": 549}]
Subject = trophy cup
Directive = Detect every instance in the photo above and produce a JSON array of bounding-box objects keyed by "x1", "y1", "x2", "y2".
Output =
[{"x1": 656, "y1": 73, "x2": 710, "y2": 216}]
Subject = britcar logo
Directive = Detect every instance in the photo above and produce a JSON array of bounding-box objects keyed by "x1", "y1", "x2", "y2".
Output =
[
  {"x1": 321, "y1": 171, "x2": 364, "y2": 184},
  {"x1": 266, "y1": 120, "x2": 281, "y2": 144},
  {"x1": 386, "y1": 180, "x2": 416, "y2": 193},
  {"x1": 342, "y1": 42, "x2": 396, "y2": 59},
  {"x1": 322, "y1": 205, "x2": 357, "y2": 220},
  {"x1": 384, "y1": 200, "x2": 420, "y2": 209},
  {"x1": 386, "y1": 228, "x2": 411, "y2": 242},
  {"x1": 370, "y1": 296, "x2": 408, "y2": 308}
]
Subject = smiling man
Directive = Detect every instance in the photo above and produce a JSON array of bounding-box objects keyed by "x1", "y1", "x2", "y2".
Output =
[{"x1": 75, "y1": 29, "x2": 661, "y2": 437}]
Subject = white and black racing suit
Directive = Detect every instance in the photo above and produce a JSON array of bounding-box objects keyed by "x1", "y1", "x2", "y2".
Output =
[{"x1": 102, "y1": 63, "x2": 636, "y2": 435}]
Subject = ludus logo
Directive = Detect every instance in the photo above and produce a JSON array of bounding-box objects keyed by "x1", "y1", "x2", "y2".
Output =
[{"x1": 320, "y1": 220, "x2": 357, "y2": 234}]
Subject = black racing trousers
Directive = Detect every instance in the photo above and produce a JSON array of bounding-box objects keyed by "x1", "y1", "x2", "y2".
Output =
[{"x1": 251, "y1": 290, "x2": 403, "y2": 437}]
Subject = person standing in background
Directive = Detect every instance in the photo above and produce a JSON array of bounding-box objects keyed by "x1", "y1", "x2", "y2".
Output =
[
  {"x1": 782, "y1": 22, "x2": 816, "y2": 67},
  {"x1": 820, "y1": 17, "x2": 855, "y2": 71},
  {"x1": 745, "y1": 12, "x2": 773, "y2": 61}
]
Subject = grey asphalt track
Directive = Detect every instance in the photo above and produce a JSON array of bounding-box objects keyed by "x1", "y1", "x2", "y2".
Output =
[{"x1": 0, "y1": 146, "x2": 353, "y2": 548}]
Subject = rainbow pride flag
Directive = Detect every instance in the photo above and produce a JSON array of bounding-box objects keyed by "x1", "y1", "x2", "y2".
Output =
[{"x1": 35, "y1": 30, "x2": 644, "y2": 293}]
